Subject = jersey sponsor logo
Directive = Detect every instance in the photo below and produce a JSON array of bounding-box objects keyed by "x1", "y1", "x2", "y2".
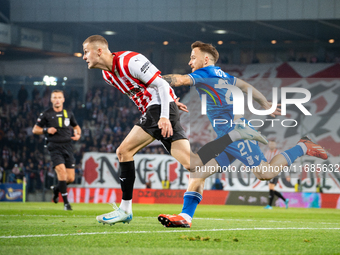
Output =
[
  {"x1": 198, "y1": 83, "x2": 223, "y2": 106},
  {"x1": 246, "y1": 156, "x2": 254, "y2": 165},
  {"x1": 140, "y1": 61, "x2": 150, "y2": 74},
  {"x1": 64, "y1": 118, "x2": 70, "y2": 126}
]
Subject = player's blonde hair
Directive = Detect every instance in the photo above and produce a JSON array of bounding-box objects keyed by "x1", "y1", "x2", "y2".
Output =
[
  {"x1": 191, "y1": 41, "x2": 219, "y2": 64},
  {"x1": 83, "y1": 35, "x2": 108, "y2": 47}
]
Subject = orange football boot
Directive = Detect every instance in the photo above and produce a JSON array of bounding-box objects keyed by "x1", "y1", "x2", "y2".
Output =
[
  {"x1": 158, "y1": 214, "x2": 192, "y2": 228},
  {"x1": 298, "y1": 136, "x2": 328, "y2": 160}
]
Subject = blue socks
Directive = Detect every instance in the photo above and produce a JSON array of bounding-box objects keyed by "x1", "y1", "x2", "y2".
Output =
[
  {"x1": 180, "y1": 191, "x2": 202, "y2": 219},
  {"x1": 281, "y1": 144, "x2": 305, "y2": 166}
]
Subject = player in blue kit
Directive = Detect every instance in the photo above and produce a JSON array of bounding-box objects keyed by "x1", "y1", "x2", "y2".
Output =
[{"x1": 158, "y1": 41, "x2": 328, "y2": 228}]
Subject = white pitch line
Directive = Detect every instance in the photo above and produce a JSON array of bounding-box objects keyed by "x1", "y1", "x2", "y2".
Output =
[{"x1": 1, "y1": 228, "x2": 340, "y2": 239}]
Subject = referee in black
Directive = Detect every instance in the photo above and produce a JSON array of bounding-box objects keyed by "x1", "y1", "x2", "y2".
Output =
[{"x1": 33, "y1": 90, "x2": 81, "y2": 210}]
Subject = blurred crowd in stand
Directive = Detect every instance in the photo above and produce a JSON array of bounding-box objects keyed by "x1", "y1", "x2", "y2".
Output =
[{"x1": 0, "y1": 82, "x2": 189, "y2": 194}]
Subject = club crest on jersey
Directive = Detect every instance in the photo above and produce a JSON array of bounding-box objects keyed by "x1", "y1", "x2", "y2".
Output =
[
  {"x1": 247, "y1": 156, "x2": 254, "y2": 166},
  {"x1": 121, "y1": 76, "x2": 128, "y2": 83},
  {"x1": 125, "y1": 88, "x2": 140, "y2": 97},
  {"x1": 64, "y1": 118, "x2": 70, "y2": 126}
]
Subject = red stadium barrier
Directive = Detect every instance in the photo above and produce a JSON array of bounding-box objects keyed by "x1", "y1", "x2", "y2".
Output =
[
  {"x1": 320, "y1": 193, "x2": 340, "y2": 208},
  {"x1": 62, "y1": 187, "x2": 229, "y2": 205},
  {"x1": 60, "y1": 188, "x2": 340, "y2": 208}
]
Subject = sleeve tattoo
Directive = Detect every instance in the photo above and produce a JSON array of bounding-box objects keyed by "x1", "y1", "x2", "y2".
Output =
[{"x1": 162, "y1": 75, "x2": 178, "y2": 87}]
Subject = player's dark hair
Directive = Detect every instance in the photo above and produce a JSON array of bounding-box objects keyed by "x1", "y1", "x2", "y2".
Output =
[
  {"x1": 83, "y1": 35, "x2": 109, "y2": 47},
  {"x1": 191, "y1": 41, "x2": 219, "y2": 63}
]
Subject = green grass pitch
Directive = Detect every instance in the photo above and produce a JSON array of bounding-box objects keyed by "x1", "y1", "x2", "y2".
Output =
[{"x1": 0, "y1": 202, "x2": 340, "y2": 255}]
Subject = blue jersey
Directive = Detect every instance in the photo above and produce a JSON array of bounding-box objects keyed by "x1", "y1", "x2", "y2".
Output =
[
  {"x1": 188, "y1": 65, "x2": 236, "y2": 137},
  {"x1": 188, "y1": 65, "x2": 266, "y2": 168}
]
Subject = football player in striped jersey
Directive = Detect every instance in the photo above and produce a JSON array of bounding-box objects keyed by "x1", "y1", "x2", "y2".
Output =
[{"x1": 83, "y1": 35, "x2": 268, "y2": 226}]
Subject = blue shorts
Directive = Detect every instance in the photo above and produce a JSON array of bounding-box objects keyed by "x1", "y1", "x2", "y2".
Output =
[
  {"x1": 215, "y1": 139, "x2": 267, "y2": 167},
  {"x1": 215, "y1": 116, "x2": 268, "y2": 167}
]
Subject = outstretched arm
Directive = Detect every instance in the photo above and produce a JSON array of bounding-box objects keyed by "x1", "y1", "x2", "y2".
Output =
[
  {"x1": 236, "y1": 78, "x2": 281, "y2": 117},
  {"x1": 163, "y1": 74, "x2": 193, "y2": 87}
]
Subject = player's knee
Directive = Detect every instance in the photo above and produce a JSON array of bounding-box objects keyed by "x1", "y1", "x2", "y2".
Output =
[
  {"x1": 187, "y1": 177, "x2": 205, "y2": 193},
  {"x1": 188, "y1": 161, "x2": 197, "y2": 172},
  {"x1": 116, "y1": 146, "x2": 129, "y2": 161},
  {"x1": 189, "y1": 156, "x2": 202, "y2": 172},
  {"x1": 67, "y1": 176, "x2": 75, "y2": 183},
  {"x1": 182, "y1": 162, "x2": 190, "y2": 171},
  {"x1": 189, "y1": 165, "x2": 195, "y2": 172},
  {"x1": 190, "y1": 177, "x2": 205, "y2": 185}
]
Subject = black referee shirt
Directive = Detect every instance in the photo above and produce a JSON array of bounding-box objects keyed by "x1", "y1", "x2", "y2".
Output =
[{"x1": 35, "y1": 108, "x2": 78, "y2": 143}]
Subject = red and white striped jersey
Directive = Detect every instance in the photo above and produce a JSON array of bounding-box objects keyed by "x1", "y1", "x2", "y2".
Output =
[
  {"x1": 102, "y1": 51, "x2": 176, "y2": 113},
  {"x1": 264, "y1": 148, "x2": 280, "y2": 162}
]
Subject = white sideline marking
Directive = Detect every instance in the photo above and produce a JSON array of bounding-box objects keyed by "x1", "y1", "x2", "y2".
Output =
[{"x1": 1, "y1": 228, "x2": 340, "y2": 239}]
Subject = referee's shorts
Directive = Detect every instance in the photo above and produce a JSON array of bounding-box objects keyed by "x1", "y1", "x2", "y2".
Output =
[
  {"x1": 47, "y1": 142, "x2": 75, "y2": 169},
  {"x1": 269, "y1": 177, "x2": 279, "y2": 185}
]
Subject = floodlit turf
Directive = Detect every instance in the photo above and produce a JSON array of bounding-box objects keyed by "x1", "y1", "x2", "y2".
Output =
[{"x1": 0, "y1": 202, "x2": 340, "y2": 255}]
